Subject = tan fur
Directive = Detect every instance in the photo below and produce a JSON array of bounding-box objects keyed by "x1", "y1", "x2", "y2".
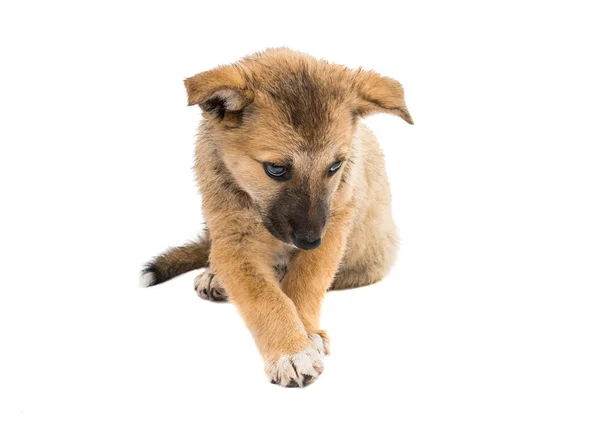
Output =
[{"x1": 144, "y1": 48, "x2": 412, "y2": 387}]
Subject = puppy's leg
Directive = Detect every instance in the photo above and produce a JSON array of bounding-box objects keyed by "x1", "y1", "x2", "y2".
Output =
[
  {"x1": 330, "y1": 228, "x2": 397, "y2": 291},
  {"x1": 329, "y1": 262, "x2": 389, "y2": 290},
  {"x1": 210, "y1": 233, "x2": 324, "y2": 387},
  {"x1": 194, "y1": 264, "x2": 287, "y2": 303},
  {"x1": 281, "y1": 214, "x2": 351, "y2": 355}
]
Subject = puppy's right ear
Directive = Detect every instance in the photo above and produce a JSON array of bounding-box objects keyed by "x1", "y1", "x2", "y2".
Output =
[{"x1": 184, "y1": 65, "x2": 254, "y2": 121}]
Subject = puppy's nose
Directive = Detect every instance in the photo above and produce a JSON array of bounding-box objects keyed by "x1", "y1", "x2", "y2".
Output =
[{"x1": 292, "y1": 235, "x2": 322, "y2": 250}]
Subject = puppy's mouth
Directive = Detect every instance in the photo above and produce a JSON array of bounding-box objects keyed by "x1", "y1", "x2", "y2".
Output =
[{"x1": 261, "y1": 218, "x2": 293, "y2": 246}]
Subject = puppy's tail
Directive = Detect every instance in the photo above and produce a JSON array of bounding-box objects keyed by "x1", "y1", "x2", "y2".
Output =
[{"x1": 139, "y1": 234, "x2": 210, "y2": 287}]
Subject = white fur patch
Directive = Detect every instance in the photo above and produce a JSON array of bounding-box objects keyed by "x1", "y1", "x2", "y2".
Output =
[
  {"x1": 309, "y1": 333, "x2": 330, "y2": 357},
  {"x1": 265, "y1": 345, "x2": 324, "y2": 387},
  {"x1": 139, "y1": 271, "x2": 155, "y2": 288}
]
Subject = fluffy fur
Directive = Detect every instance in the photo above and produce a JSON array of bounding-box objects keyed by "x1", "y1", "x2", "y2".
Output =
[{"x1": 141, "y1": 48, "x2": 412, "y2": 387}]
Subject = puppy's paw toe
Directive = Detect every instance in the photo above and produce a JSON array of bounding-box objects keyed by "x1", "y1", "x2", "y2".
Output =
[
  {"x1": 309, "y1": 330, "x2": 331, "y2": 356},
  {"x1": 265, "y1": 346, "x2": 324, "y2": 388},
  {"x1": 194, "y1": 271, "x2": 228, "y2": 302}
]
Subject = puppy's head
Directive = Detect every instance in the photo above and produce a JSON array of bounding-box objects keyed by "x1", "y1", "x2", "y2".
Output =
[{"x1": 185, "y1": 48, "x2": 412, "y2": 249}]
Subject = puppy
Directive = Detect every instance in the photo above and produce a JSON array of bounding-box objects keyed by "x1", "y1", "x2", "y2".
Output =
[{"x1": 140, "y1": 48, "x2": 413, "y2": 387}]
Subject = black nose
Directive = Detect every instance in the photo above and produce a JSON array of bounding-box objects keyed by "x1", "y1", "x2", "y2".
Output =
[{"x1": 293, "y1": 235, "x2": 322, "y2": 250}]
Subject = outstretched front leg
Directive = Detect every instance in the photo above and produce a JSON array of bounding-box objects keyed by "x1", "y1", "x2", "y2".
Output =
[
  {"x1": 194, "y1": 262, "x2": 288, "y2": 303},
  {"x1": 210, "y1": 228, "x2": 325, "y2": 387},
  {"x1": 281, "y1": 210, "x2": 352, "y2": 356}
]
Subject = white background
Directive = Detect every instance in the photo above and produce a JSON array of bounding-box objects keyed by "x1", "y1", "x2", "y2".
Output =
[{"x1": 1, "y1": 1, "x2": 599, "y2": 427}]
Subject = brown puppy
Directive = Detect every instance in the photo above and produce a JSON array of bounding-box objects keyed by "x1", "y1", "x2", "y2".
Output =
[{"x1": 140, "y1": 48, "x2": 412, "y2": 387}]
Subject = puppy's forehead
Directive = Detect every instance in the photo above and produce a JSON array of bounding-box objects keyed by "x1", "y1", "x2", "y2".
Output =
[{"x1": 252, "y1": 64, "x2": 352, "y2": 144}]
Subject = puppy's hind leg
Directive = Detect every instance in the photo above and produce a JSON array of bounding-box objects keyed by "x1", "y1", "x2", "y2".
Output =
[
  {"x1": 329, "y1": 263, "x2": 387, "y2": 290},
  {"x1": 329, "y1": 241, "x2": 397, "y2": 290},
  {"x1": 330, "y1": 228, "x2": 398, "y2": 291}
]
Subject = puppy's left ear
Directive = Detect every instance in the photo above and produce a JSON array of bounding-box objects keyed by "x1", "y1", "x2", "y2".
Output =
[
  {"x1": 352, "y1": 69, "x2": 413, "y2": 124},
  {"x1": 184, "y1": 65, "x2": 254, "y2": 121}
]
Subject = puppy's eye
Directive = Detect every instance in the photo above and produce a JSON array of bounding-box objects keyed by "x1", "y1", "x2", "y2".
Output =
[
  {"x1": 328, "y1": 161, "x2": 343, "y2": 175},
  {"x1": 264, "y1": 163, "x2": 288, "y2": 180}
]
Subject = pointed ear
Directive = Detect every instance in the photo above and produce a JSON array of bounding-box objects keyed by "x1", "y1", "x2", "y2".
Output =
[
  {"x1": 352, "y1": 69, "x2": 413, "y2": 124},
  {"x1": 184, "y1": 65, "x2": 254, "y2": 120}
]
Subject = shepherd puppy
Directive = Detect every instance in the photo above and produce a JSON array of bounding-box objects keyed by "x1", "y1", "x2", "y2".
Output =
[{"x1": 140, "y1": 48, "x2": 413, "y2": 387}]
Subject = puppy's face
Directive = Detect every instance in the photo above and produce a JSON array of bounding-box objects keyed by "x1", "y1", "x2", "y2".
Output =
[{"x1": 185, "y1": 48, "x2": 412, "y2": 249}]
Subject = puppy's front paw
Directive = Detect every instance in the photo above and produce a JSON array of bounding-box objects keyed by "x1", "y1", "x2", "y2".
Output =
[
  {"x1": 265, "y1": 345, "x2": 324, "y2": 388},
  {"x1": 194, "y1": 271, "x2": 228, "y2": 302}
]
